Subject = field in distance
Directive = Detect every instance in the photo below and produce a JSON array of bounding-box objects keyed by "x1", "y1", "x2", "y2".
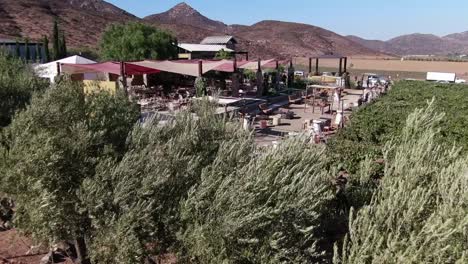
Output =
[{"x1": 294, "y1": 57, "x2": 468, "y2": 80}]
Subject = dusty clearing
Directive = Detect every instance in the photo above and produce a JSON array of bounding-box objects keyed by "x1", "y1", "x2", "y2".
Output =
[{"x1": 295, "y1": 58, "x2": 468, "y2": 79}]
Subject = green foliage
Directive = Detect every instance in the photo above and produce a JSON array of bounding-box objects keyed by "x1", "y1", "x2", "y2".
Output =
[
  {"x1": 0, "y1": 80, "x2": 139, "y2": 246},
  {"x1": 334, "y1": 103, "x2": 468, "y2": 263},
  {"x1": 51, "y1": 20, "x2": 67, "y2": 60},
  {"x1": 81, "y1": 100, "x2": 249, "y2": 263},
  {"x1": 100, "y1": 22, "x2": 178, "y2": 61},
  {"x1": 214, "y1": 49, "x2": 232, "y2": 59},
  {"x1": 243, "y1": 69, "x2": 256, "y2": 81},
  {"x1": 180, "y1": 139, "x2": 338, "y2": 263},
  {"x1": 195, "y1": 76, "x2": 207, "y2": 97},
  {"x1": 52, "y1": 20, "x2": 60, "y2": 60},
  {"x1": 0, "y1": 50, "x2": 48, "y2": 127},
  {"x1": 328, "y1": 80, "x2": 468, "y2": 173},
  {"x1": 60, "y1": 34, "x2": 67, "y2": 59}
]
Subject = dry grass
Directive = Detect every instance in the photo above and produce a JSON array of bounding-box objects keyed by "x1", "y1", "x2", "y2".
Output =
[{"x1": 294, "y1": 57, "x2": 468, "y2": 79}]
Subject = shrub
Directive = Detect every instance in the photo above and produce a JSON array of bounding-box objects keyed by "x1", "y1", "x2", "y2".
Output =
[
  {"x1": 180, "y1": 137, "x2": 341, "y2": 263},
  {"x1": 100, "y1": 22, "x2": 178, "y2": 61},
  {"x1": 334, "y1": 103, "x2": 468, "y2": 263},
  {"x1": 0, "y1": 50, "x2": 48, "y2": 127}
]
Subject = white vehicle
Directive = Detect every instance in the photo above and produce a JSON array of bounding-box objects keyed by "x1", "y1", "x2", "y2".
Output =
[
  {"x1": 322, "y1": 72, "x2": 334, "y2": 77},
  {"x1": 294, "y1": 71, "x2": 304, "y2": 77},
  {"x1": 455, "y1": 78, "x2": 466, "y2": 84},
  {"x1": 426, "y1": 72, "x2": 456, "y2": 83},
  {"x1": 362, "y1": 73, "x2": 387, "y2": 87}
]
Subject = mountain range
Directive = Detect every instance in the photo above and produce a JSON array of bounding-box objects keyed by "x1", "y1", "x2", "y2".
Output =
[
  {"x1": 0, "y1": 0, "x2": 466, "y2": 58},
  {"x1": 348, "y1": 33, "x2": 468, "y2": 55}
]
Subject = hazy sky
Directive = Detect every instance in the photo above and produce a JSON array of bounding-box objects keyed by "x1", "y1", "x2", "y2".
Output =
[{"x1": 107, "y1": 0, "x2": 468, "y2": 40}]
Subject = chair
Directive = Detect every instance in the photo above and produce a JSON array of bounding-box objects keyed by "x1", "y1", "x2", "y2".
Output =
[
  {"x1": 258, "y1": 103, "x2": 274, "y2": 115},
  {"x1": 314, "y1": 98, "x2": 331, "y2": 115},
  {"x1": 288, "y1": 94, "x2": 302, "y2": 105}
]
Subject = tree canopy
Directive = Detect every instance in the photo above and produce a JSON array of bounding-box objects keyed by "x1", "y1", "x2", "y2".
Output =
[
  {"x1": 100, "y1": 22, "x2": 178, "y2": 61},
  {"x1": 214, "y1": 49, "x2": 232, "y2": 59},
  {"x1": 0, "y1": 80, "x2": 140, "y2": 263},
  {"x1": 0, "y1": 50, "x2": 48, "y2": 127},
  {"x1": 1, "y1": 76, "x2": 467, "y2": 264}
]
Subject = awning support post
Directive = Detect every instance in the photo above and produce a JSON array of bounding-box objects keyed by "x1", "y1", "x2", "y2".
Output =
[{"x1": 120, "y1": 61, "x2": 128, "y2": 97}]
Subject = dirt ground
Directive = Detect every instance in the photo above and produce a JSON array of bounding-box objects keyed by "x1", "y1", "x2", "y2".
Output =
[
  {"x1": 294, "y1": 57, "x2": 468, "y2": 79},
  {"x1": 254, "y1": 88, "x2": 362, "y2": 147},
  {"x1": 0, "y1": 229, "x2": 51, "y2": 264}
]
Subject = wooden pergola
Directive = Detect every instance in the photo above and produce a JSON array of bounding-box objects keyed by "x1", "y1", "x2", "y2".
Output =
[{"x1": 308, "y1": 54, "x2": 348, "y2": 76}]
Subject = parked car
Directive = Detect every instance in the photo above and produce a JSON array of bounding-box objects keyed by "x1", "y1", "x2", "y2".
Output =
[
  {"x1": 294, "y1": 71, "x2": 304, "y2": 77},
  {"x1": 366, "y1": 74, "x2": 387, "y2": 86},
  {"x1": 455, "y1": 78, "x2": 466, "y2": 84}
]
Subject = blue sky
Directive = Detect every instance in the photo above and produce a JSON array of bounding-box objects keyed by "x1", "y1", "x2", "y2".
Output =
[{"x1": 107, "y1": 0, "x2": 468, "y2": 40}]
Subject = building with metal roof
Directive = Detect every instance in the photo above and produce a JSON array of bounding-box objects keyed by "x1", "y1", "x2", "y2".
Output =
[
  {"x1": 0, "y1": 38, "x2": 45, "y2": 62},
  {"x1": 200, "y1": 36, "x2": 237, "y2": 50},
  {"x1": 177, "y1": 43, "x2": 233, "y2": 60}
]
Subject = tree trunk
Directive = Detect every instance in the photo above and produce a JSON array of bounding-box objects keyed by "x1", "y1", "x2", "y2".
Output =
[{"x1": 75, "y1": 237, "x2": 91, "y2": 264}]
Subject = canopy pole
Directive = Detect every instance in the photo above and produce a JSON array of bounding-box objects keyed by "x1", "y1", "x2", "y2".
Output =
[
  {"x1": 288, "y1": 59, "x2": 294, "y2": 88},
  {"x1": 232, "y1": 57, "x2": 239, "y2": 97},
  {"x1": 233, "y1": 56, "x2": 238, "y2": 71},
  {"x1": 120, "y1": 61, "x2": 128, "y2": 97},
  {"x1": 315, "y1": 58, "x2": 319, "y2": 75},
  {"x1": 256, "y1": 58, "x2": 264, "y2": 97},
  {"x1": 275, "y1": 60, "x2": 280, "y2": 90},
  {"x1": 343, "y1": 57, "x2": 348, "y2": 73},
  {"x1": 198, "y1": 60, "x2": 203, "y2": 77},
  {"x1": 55, "y1": 62, "x2": 61, "y2": 83},
  {"x1": 308, "y1": 57, "x2": 312, "y2": 74},
  {"x1": 338, "y1": 58, "x2": 343, "y2": 76}
]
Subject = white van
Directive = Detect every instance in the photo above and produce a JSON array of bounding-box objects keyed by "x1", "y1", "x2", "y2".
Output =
[{"x1": 294, "y1": 71, "x2": 304, "y2": 77}]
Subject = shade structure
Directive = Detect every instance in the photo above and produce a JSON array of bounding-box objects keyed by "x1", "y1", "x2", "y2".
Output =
[
  {"x1": 211, "y1": 59, "x2": 290, "y2": 72},
  {"x1": 34, "y1": 55, "x2": 97, "y2": 83},
  {"x1": 61, "y1": 62, "x2": 161, "y2": 76},
  {"x1": 131, "y1": 60, "x2": 232, "y2": 77},
  {"x1": 130, "y1": 59, "x2": 286, "y2": 76}
]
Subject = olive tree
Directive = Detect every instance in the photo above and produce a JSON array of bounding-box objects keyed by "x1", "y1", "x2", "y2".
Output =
[
  {"x1": 81, "y1": 100, "x2": 250, "y2": 263},
  {"x1": 179, "y1": 137, "x2": 339, "y2": 263},
  {"x1": 0, "y1": 80, "x2": 139, "y2": 264},
  {"x1": 0, "y1": 50, "x2": 48, "y2": 127},
  {"x1": 100, "y1": 22, "x2": 178, "y2": 61},
  {"x1": 334, "y1": 103, "x2": 468, "y2": 264}
]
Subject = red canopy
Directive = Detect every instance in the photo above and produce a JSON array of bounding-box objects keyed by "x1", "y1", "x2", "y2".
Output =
[{"x1": 61, "y1": 62, "x2": 160, "y2": 75}]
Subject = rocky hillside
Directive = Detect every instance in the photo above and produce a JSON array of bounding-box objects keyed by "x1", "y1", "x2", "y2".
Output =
[
  {"x1": 144, "y1": 3, "x2": 383, "y2": 58},
  {"x1": 348, "y1": 33, "x2": 468, "y2": 56},
  {"x1": 144, "y1": 2, "x2": 226, "y2": 33},
  {"x1": 0, "y1": 0, "x2": 384, "y2": 58},
  {"x1": 227, "y1": 20, "x2": 381, "y2": 58},
  {"x1": 0, "y1": 0, "x2": 137, "y2": 48}
]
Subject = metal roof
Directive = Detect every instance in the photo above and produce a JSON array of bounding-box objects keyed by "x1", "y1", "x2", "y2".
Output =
[
  {"x1": 178, "y1": 43, "x2": 234, "y2": 53},
  {"x1": 200, "y1": 36, "x2": 237, "y2": 45},
  {"x1": 0, "y1": 38, "x2": 18, "y2": 44},
  {"x1": 311, "y1": 54, "x2": 347, "y2": 59},
  {"x1": 0, "y1": 38, "x2": 41, "y2": 45}
]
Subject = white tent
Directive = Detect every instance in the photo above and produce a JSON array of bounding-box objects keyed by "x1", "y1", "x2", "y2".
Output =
[{"x1": 34, "y1": 55, "x2": 97, "y2": 83}]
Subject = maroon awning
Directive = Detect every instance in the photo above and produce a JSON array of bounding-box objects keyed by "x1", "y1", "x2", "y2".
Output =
[{"x1": 61, "y1": 62, "x2": 161, "y2": 75}]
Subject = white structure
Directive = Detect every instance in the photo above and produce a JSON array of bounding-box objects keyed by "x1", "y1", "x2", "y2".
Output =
[
  {"x1": 34, "y1": 55, "x2": 97, "y2": 83},
  {"x1": 178, "y1": 43, "x2": 234, "y2": 53},
  {"x1": 426, "y1": 72, "x2": 456, "y2": 83}
]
